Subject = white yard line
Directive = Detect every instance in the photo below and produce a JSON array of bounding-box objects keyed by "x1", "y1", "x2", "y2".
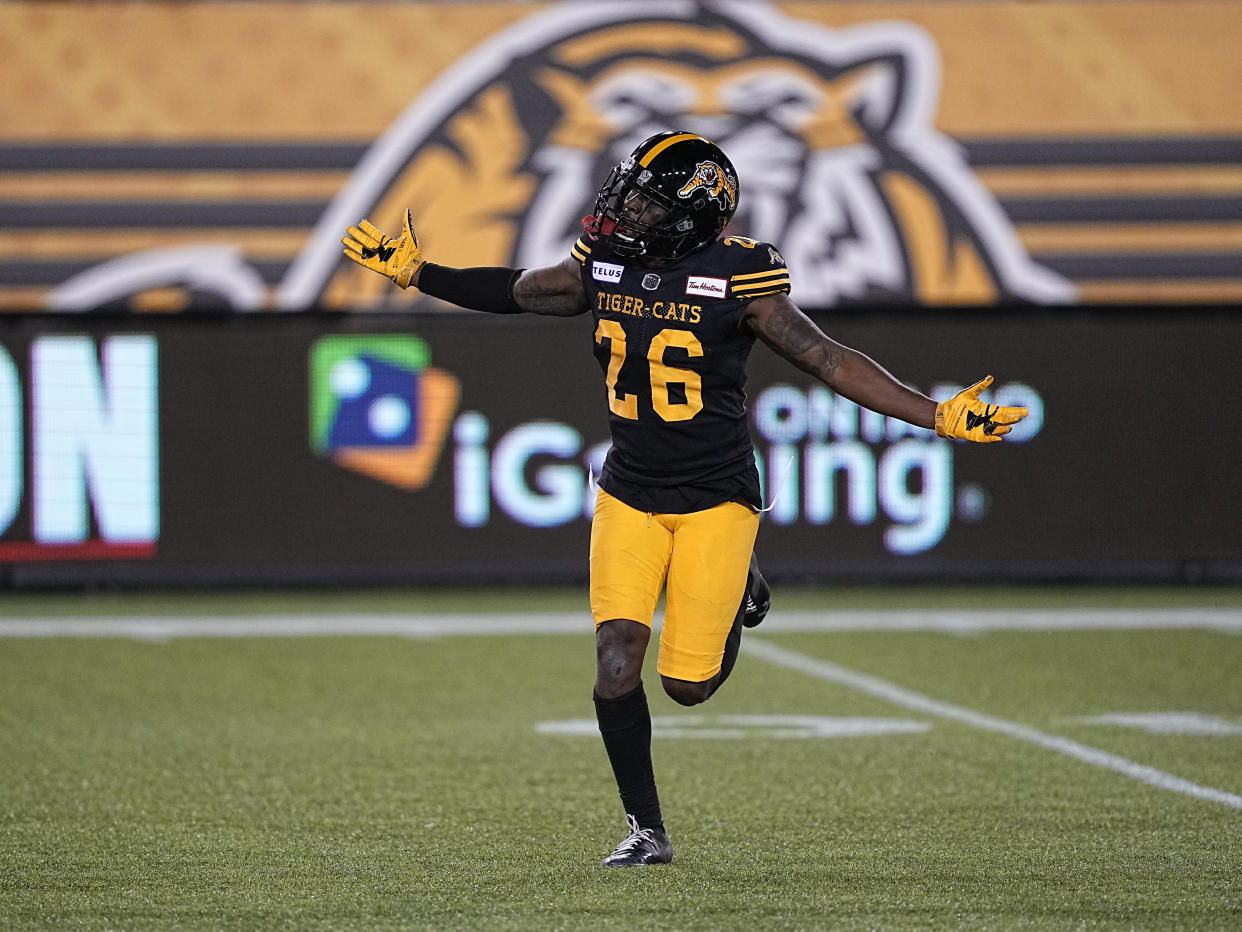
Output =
[
  {"x1": 742, "y1": 638, "x2": 1242, "y2": 811},
  {"x1": 0, "y1": 614, "x2": 586, "y2": 639},
  {"x1": 0, "y1": 608, "x2": 1239, "y2": 639},
  {"x1": 4, "y1": 607, "x2": 1239, "y2": 808},
  {"x1": 765, "y1": 608, "x2": 1242, "y2": 634}
]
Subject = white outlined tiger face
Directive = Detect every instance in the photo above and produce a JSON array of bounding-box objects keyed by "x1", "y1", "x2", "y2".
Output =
[{"x1": 479, "y1": 6, "x2": 1075, "y2": 308}]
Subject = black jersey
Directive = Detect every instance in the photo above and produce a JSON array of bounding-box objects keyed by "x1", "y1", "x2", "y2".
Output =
[{"x1": 572, "y1": 232, "x2": 792, "y2": 514}]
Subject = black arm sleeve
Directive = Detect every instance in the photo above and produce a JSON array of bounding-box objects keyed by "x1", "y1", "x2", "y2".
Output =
[{"x1": 417, "y1": 263, "x2": 526, "y2": 314}]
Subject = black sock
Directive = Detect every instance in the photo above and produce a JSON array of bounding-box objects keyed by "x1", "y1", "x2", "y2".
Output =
[
  {"x1": 593, "y1": 684, "x2": 663, "y2": 831},
  {"x1": 708, "y1": 600, "x2": 746, "y2": 699}
]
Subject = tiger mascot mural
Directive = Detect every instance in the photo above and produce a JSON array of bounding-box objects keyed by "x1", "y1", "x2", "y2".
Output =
[
  {"x1": 55, "y1": 2, "x2": 1075, "y2": 311},
  {"x1": 284, "y1": 1, "x2": 1073, "y2": 310}
]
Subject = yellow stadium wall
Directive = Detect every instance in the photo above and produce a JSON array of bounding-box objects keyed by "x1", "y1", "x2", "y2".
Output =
[{"x1": 2, "y1": 1, "x2": 1240, "y2": 311}]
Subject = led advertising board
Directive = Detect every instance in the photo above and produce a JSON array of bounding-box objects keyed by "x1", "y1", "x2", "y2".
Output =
[{"x1": 1, "y1": 311, "x2": 1237, "y2": 587}]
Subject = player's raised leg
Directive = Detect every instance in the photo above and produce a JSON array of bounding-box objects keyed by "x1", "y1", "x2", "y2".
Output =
[{"x1": 657, "y1": 502, "x2": 760, "y2": 706}]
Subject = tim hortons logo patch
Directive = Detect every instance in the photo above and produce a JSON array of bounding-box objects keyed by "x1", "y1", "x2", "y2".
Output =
[{"x1": 686, "y1": 276, "x2": 727, "y2": 299}]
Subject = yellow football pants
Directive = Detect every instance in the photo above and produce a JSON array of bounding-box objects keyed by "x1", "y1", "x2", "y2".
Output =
[{"x1": 590, "y1": 487, "x2": 759, "y2": 683}]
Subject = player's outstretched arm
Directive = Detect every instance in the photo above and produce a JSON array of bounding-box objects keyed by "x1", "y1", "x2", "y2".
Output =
[
  {"x1": 511, "y1": 258, "x2": 588, "y2": 316},
  {"x1": 743, "y1": 292, "x2": 1026, "y2": 441},
  {"x1": 744, "y1": 292, "x2": 936, "y2": 427},
  {"x1": 342, "y1": 212, "x2": 586, "y2": 316}
]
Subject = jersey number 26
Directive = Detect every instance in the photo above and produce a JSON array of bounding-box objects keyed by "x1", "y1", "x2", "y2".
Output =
[{"x1": 595, "y1": 320, "x2": 703, "y2": 423}]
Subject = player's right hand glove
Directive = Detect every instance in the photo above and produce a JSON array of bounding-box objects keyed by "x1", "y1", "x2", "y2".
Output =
[
  {"x1": 934, "y1": 375, "x2": 1027, "y2": 442},
  {"x1": 341, "y1": 209, "x2": 424, "y2": 288}
]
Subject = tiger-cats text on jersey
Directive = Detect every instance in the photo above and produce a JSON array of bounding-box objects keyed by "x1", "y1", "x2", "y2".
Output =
[{"x1": 572, "y1": 232, "x2": 791, "y2": 514}]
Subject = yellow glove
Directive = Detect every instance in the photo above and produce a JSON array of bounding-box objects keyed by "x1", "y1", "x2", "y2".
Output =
[
  {"x1": 341, "y1": 209, "x2": 425, "y2": 288},
  {"x1": 934, "y1": 375, "x2": 1027, "y2": 442}
]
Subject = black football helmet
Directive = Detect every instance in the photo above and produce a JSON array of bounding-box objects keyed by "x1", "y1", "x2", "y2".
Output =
[{"x1": 587, "y1": 131, "x2": 740, "y2": 263}]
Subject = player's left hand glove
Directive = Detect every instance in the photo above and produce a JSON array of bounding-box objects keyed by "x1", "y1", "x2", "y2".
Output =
[
  {"x1": 934, "y1": 375, "x2": 1027, "y2": 442},
  {"x1": 341, "y1": 209, "x2": 424, "y2": 288}
]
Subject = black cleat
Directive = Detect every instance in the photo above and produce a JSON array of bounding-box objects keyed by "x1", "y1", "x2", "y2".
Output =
[
  {"x1": 601, "y1": 815, "x2": 673, "y2": 867},
  {"x1": 742, "y1": 551, "x2": 771, "y2": 628}
]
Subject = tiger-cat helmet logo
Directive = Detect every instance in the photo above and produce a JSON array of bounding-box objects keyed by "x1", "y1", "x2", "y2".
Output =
[
  {"x1": 55, "y1": 2, "x2": 1077, "y2": 311},
  {"x1": 678, "y1": 161, "x2": 737, "y2": 211}
]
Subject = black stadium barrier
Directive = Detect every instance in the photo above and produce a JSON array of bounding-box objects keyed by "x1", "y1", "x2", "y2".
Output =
[{"x1": 1, "y1": 307, "x2": 1238, "y2": 588}]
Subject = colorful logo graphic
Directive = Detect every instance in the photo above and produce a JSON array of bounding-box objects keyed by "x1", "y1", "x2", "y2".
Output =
[{"x1": 309, "y1": 335, "x2": 459, "y2": 490}]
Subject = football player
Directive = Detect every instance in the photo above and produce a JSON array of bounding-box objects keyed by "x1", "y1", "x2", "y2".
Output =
[{"x1": 343, "y1": 131, "x2": 1027, "y2": 868}]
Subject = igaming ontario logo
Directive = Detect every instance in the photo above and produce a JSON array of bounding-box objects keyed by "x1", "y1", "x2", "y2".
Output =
[{"x1": 309, "y1": 335, "x2": 459, "y2": 489}]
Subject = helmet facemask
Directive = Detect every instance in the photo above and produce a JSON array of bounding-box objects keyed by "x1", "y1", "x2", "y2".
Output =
[
  {"x1": 592, "y1": 161, "x2": 703, "y2": 263},
  {"x1": 586, "y1": 132, "x2": 740, "y2": 264}
]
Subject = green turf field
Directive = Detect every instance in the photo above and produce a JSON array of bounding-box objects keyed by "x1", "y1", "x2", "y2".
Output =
[{"x1": 2, "y1": 586, "x2": 1240, "y2": 930}]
